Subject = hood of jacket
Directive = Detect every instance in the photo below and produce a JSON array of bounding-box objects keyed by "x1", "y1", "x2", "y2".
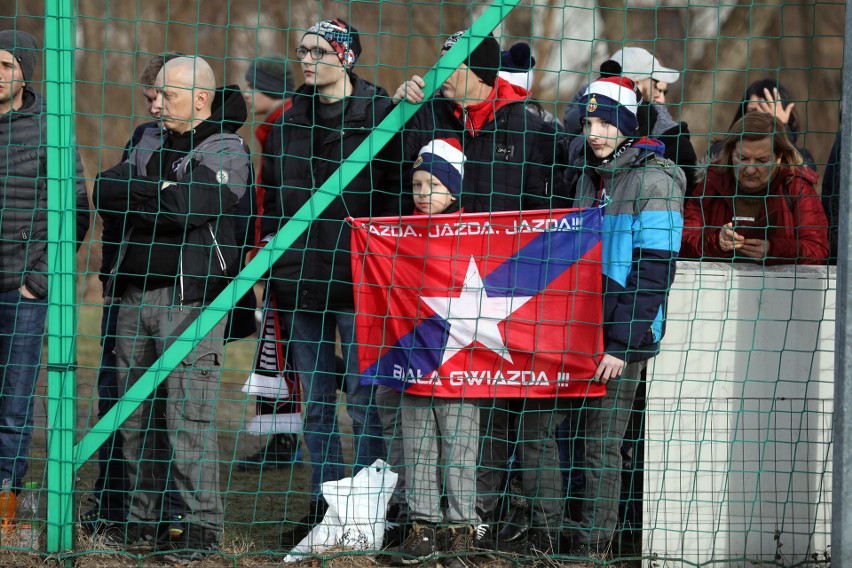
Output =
[
  {"x1": 650, "y1": 104, "x2": 679, "y2": 136},
  {"x1": 2, "y1": 86, "x2": 43, "y2": 120},
  {"x1": 208, "y1": 84, "x2": 249, "y2": 134}
]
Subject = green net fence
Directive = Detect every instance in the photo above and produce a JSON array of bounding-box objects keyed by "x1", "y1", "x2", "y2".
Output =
[{"x1": 0, "y1": 0, "x2": 843, "y2": 566}]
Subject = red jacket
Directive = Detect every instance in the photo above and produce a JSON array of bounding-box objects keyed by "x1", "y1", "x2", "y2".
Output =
[
  {"x1": 452, "y1": 76, "x2": 527, "y2": 136},
  {"x1": 681, "y1": 163, "x2": 828, "y2": 265}
]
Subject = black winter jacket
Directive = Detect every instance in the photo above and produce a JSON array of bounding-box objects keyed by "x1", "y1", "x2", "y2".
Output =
[
  {"x1": 0, "y1": 87, "x2": 90, "y2": 297},
  {"x1": 94, "y1": 86, "x2": 252, "y2": 302},
  {"x1": 98, "y1": 122, "x2": 163, "y2": 285},
  {"x1": 261, "y1": 74, "x2": 401, "y2": 311},
  {"x1": 396, "y1": 93, "x2": 571, "y2": 213}
]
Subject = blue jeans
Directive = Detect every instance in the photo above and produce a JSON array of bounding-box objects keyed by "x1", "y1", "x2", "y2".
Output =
[
  {"x1": 0, "y1": 289, "x2": 47, "y2": 490},
  {"x1": 283, "y1": 310, "x2": 385, "y2": 497}
]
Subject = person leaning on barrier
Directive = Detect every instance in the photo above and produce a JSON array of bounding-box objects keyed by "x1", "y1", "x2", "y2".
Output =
[
  {"x1": 0, "y1": 28, "x2": 90, "y2": 499},
  {"x1": 93, "y1": 56, "x2": 251, "y2": 564},
  {"x1": 390, "y1": 30, "x2": 573, "y2": 556},
  {"x1": 681, "y1": 112, "x2": 828, "y2": 265},
  {"x1": 258, "y1": 18, "x2": 400, "y2": 549},
  {"x1": 569, "y1": 75, "x2": 685, "y2": 559}
]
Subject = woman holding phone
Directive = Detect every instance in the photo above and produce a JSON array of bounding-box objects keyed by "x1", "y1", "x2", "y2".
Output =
[{"x1": 681, "y1": 112, "x2": 828, "y2": 265}]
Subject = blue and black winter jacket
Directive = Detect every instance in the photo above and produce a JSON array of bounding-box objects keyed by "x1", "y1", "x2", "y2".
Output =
[{"x1": 575, "y1": 138, "x2": 685, "y2": 362}]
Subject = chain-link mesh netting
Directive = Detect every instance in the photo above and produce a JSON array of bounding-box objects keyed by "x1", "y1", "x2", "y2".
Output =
[{"x1": 0, "y1": 0, "x2": 841, "y2": 566}]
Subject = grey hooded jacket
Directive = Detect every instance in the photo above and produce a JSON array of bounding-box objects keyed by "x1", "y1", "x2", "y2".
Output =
[{"x1": 0, "y1": 87, "x2": 90, "y2": 297}]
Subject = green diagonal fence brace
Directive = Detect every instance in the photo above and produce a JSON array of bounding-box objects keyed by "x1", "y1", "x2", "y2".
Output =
[{"x1": 59, "y1": 0, "x2": 522, "y2": 555}]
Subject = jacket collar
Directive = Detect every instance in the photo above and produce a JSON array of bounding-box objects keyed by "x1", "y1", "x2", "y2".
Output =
[
  {"x1": 287, "y1": 73, "x2": 378, "y2": 127},
  {"x1": 451, "y1": 76, "x2": 527, "y2": 136}
]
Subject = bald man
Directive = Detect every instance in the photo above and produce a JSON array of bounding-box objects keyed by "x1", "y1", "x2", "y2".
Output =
[{"x1": 94, "y1": 56, "x2": 251, "y2": 563}]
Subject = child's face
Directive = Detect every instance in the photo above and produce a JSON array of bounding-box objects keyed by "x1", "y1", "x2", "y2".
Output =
[
  {"x1": 582, "y1": 115, "x2": 627, "y2": 159},
  {"x1": 413, "y1": 170, "x2": 456, "y2": 214}
]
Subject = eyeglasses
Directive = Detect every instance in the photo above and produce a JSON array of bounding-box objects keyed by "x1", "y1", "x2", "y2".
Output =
[{"x1": 295, "y1": 46, "x2": 331, "y2": 61}]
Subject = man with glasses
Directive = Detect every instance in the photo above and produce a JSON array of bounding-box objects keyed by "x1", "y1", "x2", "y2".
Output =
[{"x1": 260, "y1": 18, "x2": 400, "y2": 549}]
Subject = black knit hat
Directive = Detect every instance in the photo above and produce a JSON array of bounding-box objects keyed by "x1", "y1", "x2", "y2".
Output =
[
  {"x1": 0, "y1": 30, "x2": 38, "y2": 82},
  {"x1": 245, "y1": 54, "x2": 293, "y2": 99},
  {"x1": 443, "y1": 31, "x2": 501, "y2": 87}
]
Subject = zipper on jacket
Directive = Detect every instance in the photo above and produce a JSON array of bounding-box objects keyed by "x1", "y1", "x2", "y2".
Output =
[
  {"x1": 178, "y1": 250, "x2": 185, "y2": 310},
  {"x1": 462, "y1": 108, "x2": 472, "y2": 135},
  {"x1": 208, "y1": 223, "x2": 227, "y2": 273},
  {"x1": 105, "y1": 228, "x2": 133, "y2": 297}
]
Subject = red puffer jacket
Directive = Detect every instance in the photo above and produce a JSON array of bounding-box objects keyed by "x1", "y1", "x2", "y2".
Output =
[{"x1": 681, "y1": 163, "x2": 828, "y2": 265}]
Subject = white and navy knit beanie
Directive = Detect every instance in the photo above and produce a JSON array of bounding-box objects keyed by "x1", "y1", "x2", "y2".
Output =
[
  {"x1": 412, "y1": 138, "x2": 466, "y2": 197},
  {"x1": 578, "y1": 76, "x2": 640, "y2": 135},
  {"x1": 498, "y1": 42, "x2": 535, "y2": 92}
]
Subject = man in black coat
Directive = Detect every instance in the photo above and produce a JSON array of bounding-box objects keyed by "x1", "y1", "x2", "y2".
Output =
[
  {"x1": 0, "y1": 29, "x2": 89, "y2": 498},
  {"x1": 260, "y1": 19, "x2": 400, "y2": 548},
  {"x1": 94, "y1": 56, "x2": 251, "y2": 564}
]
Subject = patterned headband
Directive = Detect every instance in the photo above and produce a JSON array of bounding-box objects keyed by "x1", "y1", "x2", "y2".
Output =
[
  {"x1": 305, "y1": 19, "x2": 359, "y2": 69},
  {"x1": 442, "y1": 30, "x2": 465, "y2": 52}
]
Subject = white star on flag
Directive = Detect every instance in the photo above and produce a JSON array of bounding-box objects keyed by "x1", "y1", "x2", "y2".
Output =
[{"x1": 422, "y1": 257, "x2": 535, "y2": 366}]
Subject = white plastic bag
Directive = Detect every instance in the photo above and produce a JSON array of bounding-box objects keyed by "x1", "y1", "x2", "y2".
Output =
[{"x1": 283, "y1": 459, "x2": 398, "y2": 561}]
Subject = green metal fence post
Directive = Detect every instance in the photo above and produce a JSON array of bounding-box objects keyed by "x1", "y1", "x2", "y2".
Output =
[{"x1": 44, "y1": 0, "x2": 78, "y2": 556}]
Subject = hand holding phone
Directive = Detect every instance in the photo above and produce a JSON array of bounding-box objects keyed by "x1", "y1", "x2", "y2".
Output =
[{"x1": 731, "y1": 216, "x2": 766, "y2": 241}]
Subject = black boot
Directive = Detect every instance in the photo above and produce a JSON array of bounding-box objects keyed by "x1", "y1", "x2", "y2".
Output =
[
  {"x1": 279, "y1": 499, "x2": 328, "y2": 550},
  {"x1": 235, "y1": 433, "x2": 300, "y2": 472},
  {"x1": 497, "y1": 506, "x2": 529, "y2": 543}
]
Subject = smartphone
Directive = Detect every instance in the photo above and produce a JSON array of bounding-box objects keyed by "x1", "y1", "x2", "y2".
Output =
[{"x1": 731, "y1": 216, "x2": 766, "y2": 240}]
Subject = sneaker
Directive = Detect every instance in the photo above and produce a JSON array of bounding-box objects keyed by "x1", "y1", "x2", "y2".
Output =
[
  {"x1": 389, "y1": 522, "x2": 437, "y2": 565},
  {"x1": 474, "y1": 522, "x2": 522, "y2": 556},
  {"x1": 235, "y1": 434, "x2": 301, "y2": 472},
  {"x1": 382, "y1": 504, "x2": 410, "y2": 549},
  {"x1": 99, "y1": 522, "x2": 166, "y2": 551},
  {"x1": 382, "y1": 519, "x2": 410, "y2": 549},
  {"x1": 160, "y1": 525, "x2": 220, "y2": 566},
  {"x1": 168, "y1": 513, "x2": 185, "y2": 540},
  {"x1": 496, "y1": 507, "x2": 529, "y2": 543},
  {"x1": 279, "y1": 499, "x2": 327, "y2": 550},
  {"x1": 439, "y1": 525, "x2": 477, "y2": 568},
  {"x1": 473, "y1": 522, "x2": 495, "y2": 550},
  {"x1": 79, "y1": 508, "x2": 110, "y2": 536}
]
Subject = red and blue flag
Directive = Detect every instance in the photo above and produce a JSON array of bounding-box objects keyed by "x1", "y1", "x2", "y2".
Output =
[{"x1": 350, "y1": 208, "x2": 605, "y2": 398}]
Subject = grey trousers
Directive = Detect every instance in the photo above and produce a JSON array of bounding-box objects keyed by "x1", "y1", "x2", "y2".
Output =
[
  {"x1": 478, "y1": 398, "x2": 569, "y2": 527},
  {"x1": 376, "y1": 385, "x2": 407, "y2": 515},
  {"x1": 401, "y1": 394, "x2": 479, "y2": 525},
  {"x1": 114, "y1": 285, "x2": 226, "y2": 533},
  {"x1": 579, "y1": 359, "x2": 647, "y2": 546}
]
